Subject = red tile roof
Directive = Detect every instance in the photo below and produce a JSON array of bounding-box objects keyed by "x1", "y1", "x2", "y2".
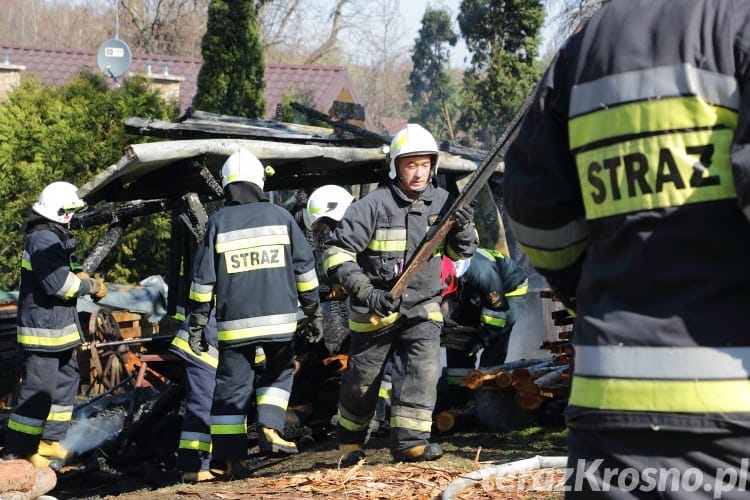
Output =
[{"x1": 0, "y1": 43, "x2": 362, "y2": 120}]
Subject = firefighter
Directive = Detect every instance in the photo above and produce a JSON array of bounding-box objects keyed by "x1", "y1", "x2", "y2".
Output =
[
  {"x1": 323, "y1": 124, "x2": 478, "y2": 464},
  {"x1": 4, "y1": 182, "x2": 107, "y2": 468},
  {"x1": 448, "y1": 248, "x2": 528, "y2": 368},
  {"x1": 304, "y1": 185, "x2": 392, "y2": 429},
  {"x1": 303, "y1": 184, "x2": 354, "y2": 236},
  {"x1": 169, "y1": 312, "x2": 219, "y2": 483},
  {"x1": 504, "y1": 1, "x2": 750, "y2": 497},
  {"x1": 170, "y1": 311, "x2": 267, "y2": 483},
  {"x1": 302, "y1": 184, "x2": 354, "y2": 304},
  {"x1": 186, "y1": 149, "x2": 323, "y2": 479}
]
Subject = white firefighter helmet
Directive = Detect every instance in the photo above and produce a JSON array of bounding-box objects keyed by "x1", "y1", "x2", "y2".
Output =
[
  {"x1": 303, "y1": 185, "x2": 354, "y2": 230},
  {"x1": 221, "y1": 148, "x2": 265, "y2": 190},
  {"x1": 388, "y1": 123, "x2": 440, "y2": 180},
  {"x1": 32, "y1": 181, "x2": 86, "y2": 225}
]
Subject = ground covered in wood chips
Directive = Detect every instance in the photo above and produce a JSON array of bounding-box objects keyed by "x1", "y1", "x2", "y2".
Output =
[{"x1": 50, "y1": 424, "x2": 567, "y2": 499}]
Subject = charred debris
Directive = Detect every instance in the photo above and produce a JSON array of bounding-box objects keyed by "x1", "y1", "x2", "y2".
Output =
[{"x1": 0, "y1": 105, "x2": 570, "y2": 497}]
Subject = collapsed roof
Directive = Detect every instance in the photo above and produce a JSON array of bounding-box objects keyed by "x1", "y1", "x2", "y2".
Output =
[{"x1": 79, "y1": 109, "x2": 488, "y2": 205}]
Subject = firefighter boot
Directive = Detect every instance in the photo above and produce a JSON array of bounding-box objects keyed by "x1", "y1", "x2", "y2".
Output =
[
  {"x1": 26, "y1": 453, "x2": 52, "y2": 468},
  {"x1": 225, "y1": 459, "x2": 252, "y2": 480},
  {"x1": 258, "y1": 427, "x2": 298, "y2": 455},
  {"x1": 339, "y1": 443, "x2": 367, "y2": 467},
  {"x1": 38, "y1": 440, "x2": 73, "y2": 462},
  {"x1": 392, "y1": 443, "x2": 443, "y2": 463},
  {"x1": 182, "y1": 470, "x2": 216, "y2": 483}
]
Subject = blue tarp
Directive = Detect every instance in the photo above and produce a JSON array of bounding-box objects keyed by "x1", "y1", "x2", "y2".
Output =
[{"x1": 77, "y1": 275, "x2": 169, "y2": 323}]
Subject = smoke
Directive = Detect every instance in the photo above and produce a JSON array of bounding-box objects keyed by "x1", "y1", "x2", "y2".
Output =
[{"x1": 61, "y1": 412, "x2": 125, "y2": 455}]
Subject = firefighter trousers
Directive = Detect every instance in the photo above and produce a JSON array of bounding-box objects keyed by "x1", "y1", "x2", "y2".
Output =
[
  {"x1": 337, "y1": 320, "x2": 441, "y2": 454},
  {"x1": 566, "y1": 427, "x2": 750, "y2": 499},
  {"x1": 176, "y1": 360, "x2": 216, "y2": 473},
  {"x1": 210, "y1": 341, "x2": 294, "y2": 461},
  {"x1": 5, "y1": 350, "x2": 78, "y2": 456}
]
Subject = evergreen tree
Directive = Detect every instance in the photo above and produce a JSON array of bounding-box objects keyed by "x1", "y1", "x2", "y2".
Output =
[
  {"x1": 458, "y1": 0, "x2": 544, "y2": 147},
  {"x1": 407, "y1": 8, "x2": 458, "y2": 143},
  {"x1": 0, "y1": 72, "x2": 176, "y2": 289},
  {"x1": 193, "y1": 0, "x2": 265, "y2": 118}
]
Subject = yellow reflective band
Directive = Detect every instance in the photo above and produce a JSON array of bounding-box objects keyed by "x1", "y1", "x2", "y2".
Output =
[
  {"x1": 296, "y1": 277, "x2": 319, "y2": 293},
  {"x1": 215, "y1": 234, "x2": 290, "y2": 254},
  {"x1": 173, "y1": 312, "x2": 186, "y2": 321},
  {"x1": 506, "y1": 284, "x2": 528, "y2": 297},
  {"x1": 367, "y1": 239, "x2": 408, "y2": 252},
  {"x1": 224, "y1": 244, "x2": 285, "y2": 274},
  {"x1": 47, "y1": 410, "x2": 73, "y2": 422},
  {"x1": 21, "y1": 258, "x2": 31, "y2": 271},
  {"x1": 57, "y1": 272, "x2": 82, "y2": 300},
  {"x1": 337, "y1": 410, "x2": 368, "y2": 432},
  {"x1": 254, "y1": 353, "x2": 266, "y2": 364},
  {"x1": 323, "y1": 252, "x2": 356, "y2": 273},
  {"x1": 569, "y1": 96, "x2": 738, "y2": 149},
  {"x1": 210, "y1": 423, "x2": 246, "y2": 435},
  {"x1": 17, "y1": 331, "x2": 81, "y2": 348},
  {"x1": 179, "y1": 439, "x2": 212, "y2": 452},
  {"x1": 378, "y1": 386, "x2": 391, "y2": 399},
  {"x1": 427, "y1": 310, "x2": 444, "y2": 323},
  {"x1": 577, "y1": 129, "x2": 736, "y2": 220},
  {"x1": 390, "y1": 415, "x2": 433, "y2": 433},
  {"x1": 8, "y1": 420, "x2": 44, "y2": 436},
  {"x1": 570, "y1": 376, "x2": 750, "y2": 413},
  {"x1": 520, "y1": 241, "x2": 588, "y2": 271},
  {"x1": 445, "y1": 243, "x2": 464, "y2": 261},
  {"x1": 218, "y1": 321, "x2": 297, "y2": 342},
  {"x1": 257, "y1": 393, "x2": 289, "y2": 411},
  {"x1": 189, "y1": 290, "x2": 213, "y2": 303},
  {"x1": 480, "y1": 314, "x2": 506, "y2": 328},
  {"x1": 171, "y1": 337, "x2": 219, "y2": 368},
  {"x1": 349, "y1": 312, "x2": 401, "y2": 333},
  {"x1": 477, "y1": 248, "x2": 504, "y2": 260}
]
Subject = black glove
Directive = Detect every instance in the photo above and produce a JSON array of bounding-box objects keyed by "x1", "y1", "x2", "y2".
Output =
[
  {"x1": 466, "y1": 338, "x2": 484, "y2": 357},
  {"x1": 300, "y1": 304, "x2": 325, "y2": 344},
  {"x1": 367, "y1": 289, "x2": 396, "y2": 317},
  {"x1": 188, "y1": 313, "x2": 209, "y2": 355},
  {"x1": 452, "y1": 205, "x2": 474, "y2": 227},
  {"x1": 351, "y1": 278, "x2": 395, "y2": 317}
]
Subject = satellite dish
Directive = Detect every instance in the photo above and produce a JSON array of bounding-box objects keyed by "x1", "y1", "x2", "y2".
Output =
[{"x1": 97, "y1": 37, "x2": 132, "y2": 79}]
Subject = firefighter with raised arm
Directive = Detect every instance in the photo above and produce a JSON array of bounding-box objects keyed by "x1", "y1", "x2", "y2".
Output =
[
  {"x1": 186, "y1": 149, "x2": 323, "y2": 479},
  {"x1": 323, "y1": 124, "x2": 478, "y2": 465},
  {"x1": 4, "y1": 182, "x2": 107, "y2": 468},
  {"x1": 504, "y1": 1, "x2": 750, "y2": 497}
]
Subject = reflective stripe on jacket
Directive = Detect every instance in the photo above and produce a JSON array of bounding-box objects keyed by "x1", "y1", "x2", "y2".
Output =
[
  {"x1": 17, "y1": 225, "x2": 87, "y2": 352},
  {"x1": 323, "y1": 182, "x2": 478, "y2": 331},
  {"x1": 504, "y1": 0, "x2": 750, "y2": 430},
  {"x1": 188, "y1": 200, "x2": 318, "y2": 348}
]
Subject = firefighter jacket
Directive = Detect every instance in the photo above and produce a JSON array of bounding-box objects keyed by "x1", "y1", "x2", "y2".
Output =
[
  {"x1": 461, "y1": 248, "x2": 528, "y2": 331},
  {"x1": 503, "y1": 0, "x2": 750, "y2": 432},
  {"x1": 188, "y1": 199, "x2": 319, "y2": 349},
  {"x1": 323, "y1": 181, "x2": 478, "y2": 332},
  {"x1": 17, "y1": 220, "x2": 93, "y2": 352}
]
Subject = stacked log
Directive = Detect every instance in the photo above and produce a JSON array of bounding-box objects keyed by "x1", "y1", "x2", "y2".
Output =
[
  {"x1": 434, "y1": 406, "x2": 477, "y2": 433},
  {"x1": 456, "y1": 358, "x2": 570, "y2": 411},
  {"x1": 459, "y1": 358, "x2": 547, "y2": 391},
  {"x1": 454, "y1": 290, "x2": 576, "y2": 412}
]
